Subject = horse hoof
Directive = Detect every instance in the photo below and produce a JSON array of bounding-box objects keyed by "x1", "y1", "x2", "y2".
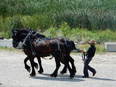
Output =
[
  {"x1": 70, "y1": 76, "x2": 74, "y2": 79},
  {"x1": 60, "y1": 70, "x2": 67, "y2": 74},
  {"x1": 93, "y1": 71, "x2": 96, "y2": 76},
  {"x1": 70, "y1": 73, "x2": 75, "y2": 79},
  {"x1": 30, "y1": 73, "x2": 36, "y2": 77},
  {"x1": 38, "y1": 70, "x2": 43, "y2": 74},
  {"x1": 50, "y1": 74, "x2": 57, "y2": 77},
  {"x1": 70, "y1": 75, "x2": 74, "y2": 79}
]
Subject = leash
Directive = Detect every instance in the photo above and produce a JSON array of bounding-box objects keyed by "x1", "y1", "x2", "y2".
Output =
[{"x1": 82, "y1": 52, "x2": 86, "y2": 62}]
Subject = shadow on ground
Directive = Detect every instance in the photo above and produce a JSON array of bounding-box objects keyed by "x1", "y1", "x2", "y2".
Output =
[
  {"x1": 31, "y1": 73, "x2": 84, "y2": 82},
  {"x1": 89, "y1": 77, "x2": 116, "y2": 81},
  {"x1": 0, "y1": 83, "x2": 2, "y2": 85},
  {"x1": 31, "y1": 73, "x2": 116, "y2": 82}
]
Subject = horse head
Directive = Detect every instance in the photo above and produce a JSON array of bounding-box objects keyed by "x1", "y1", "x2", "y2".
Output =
[
  {"x1": 12, "y1": 28, "x2": 47, "y2": 49},
  {"x1": 12, "y1": 28, "x2": 32, "y2": 49}
]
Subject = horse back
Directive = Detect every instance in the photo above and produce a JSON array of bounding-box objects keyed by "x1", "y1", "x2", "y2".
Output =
[{"x1": 33, "y1": 39, "x2": 60, "y2": 54}]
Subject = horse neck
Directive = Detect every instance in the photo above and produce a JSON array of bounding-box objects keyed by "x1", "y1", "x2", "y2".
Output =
[{"x1": 35, "y1": 33, "x2": 50, "y2": 40}]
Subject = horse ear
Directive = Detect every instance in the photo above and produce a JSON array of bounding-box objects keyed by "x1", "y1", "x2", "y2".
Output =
[{"x1": 28, "y1": 28, "x2": 32, "y2": 31}]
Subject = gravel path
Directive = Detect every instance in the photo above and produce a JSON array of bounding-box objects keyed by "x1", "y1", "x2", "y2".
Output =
[{"x1": 0, "y1": 50, "x2": 116, "y2": 87}]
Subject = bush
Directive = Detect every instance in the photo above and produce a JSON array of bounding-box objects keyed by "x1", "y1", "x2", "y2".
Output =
[
  {"x1": 43, "y1": 24, "x2": 116, "y2": 43},
  {"x1": 79, "y1": 44, "x2": 105, "y2": 53},
  {"x1": 0, "y1": 0, "x2": 116, "y2": 29},
  {"x1": 21, "y1": 15, "x2": 54, "y2": 30}
]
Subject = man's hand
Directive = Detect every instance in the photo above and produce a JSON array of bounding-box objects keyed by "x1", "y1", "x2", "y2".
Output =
[{"x1": 80, "y1": 50, "x2": 86, "y2": 53}]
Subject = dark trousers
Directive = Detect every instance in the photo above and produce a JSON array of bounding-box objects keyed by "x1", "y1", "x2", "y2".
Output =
[{"x1": 83, "y1": 57, "x2": 96, "y2": 77}]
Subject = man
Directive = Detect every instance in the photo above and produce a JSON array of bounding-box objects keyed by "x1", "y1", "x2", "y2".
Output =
[{"x1": 83, "y1": 40, "x2": 96, "y2": 78}]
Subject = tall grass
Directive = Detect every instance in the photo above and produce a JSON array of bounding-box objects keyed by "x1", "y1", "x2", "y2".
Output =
[
  {"x1": 0, "y1": 16, "x2": 116, "y2": 43},
  {"x1": 79, "y1": 44, "x2": 106, "y2": 53},
  {"x1": 0, "y1": 0, "x2": 116, "y2": 30},
  {"x1": 43, "y1": 23, "x2": 116, "y2": 43}
]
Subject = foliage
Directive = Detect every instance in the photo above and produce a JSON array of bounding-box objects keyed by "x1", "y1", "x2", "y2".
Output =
[
  {"x1": 79, "y1": 44, "x2": 106, "y2": 53},
  {"x1": 43, "y1": 24, "x2": 116, "y2": 43},
  {"x1": 0, "y1": 0, "x2": 116, "y2": 30}
]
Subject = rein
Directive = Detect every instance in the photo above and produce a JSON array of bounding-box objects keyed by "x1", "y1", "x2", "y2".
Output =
[
  {"x1": 22, "y1": 31, "x2": 37, "y2": 56},
  {"x1": 22, "y1": 31, "x2": 33, "y2": 46},
  {"x1": 82, "y1": 52, "x2": 86, "y2": 62}
]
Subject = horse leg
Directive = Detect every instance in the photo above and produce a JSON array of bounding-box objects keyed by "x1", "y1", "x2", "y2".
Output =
[
  {"x1": 60, "y1": 53, "x2": 67, "y2": 74},
  {"x1": 50, "y1": 53, "x2": 61, "y2": 77},
  {"x1": 67, "y1": 63, "x2": 75, "y2": 78},
  {"x1": 60, "y1": 65, "x2": 67, "y2": 74},
  {"x1": 24, "y1": 57, "x2": 31, "y2": 72},
  {"x1": 68, "y1": 55, "x2": 76, "y2": 73},
  {"x1": 67, "y1": 55, "x2": 76, "y2": 78},
  {"x1": 64, "y1": 55, "x2": 76, "y2": 78},
  {"x1": 29, "y1": 56, "x2": 36, "y2": 77},
  {"x1": 33, "y1": 61, "x2": 38, "y2": 70},
  {"x1": 60, "y1": 55, "x2": 76, "y2": 75},
  {"x1": 37, "y1": 57, "x2": 43, "y2": 74},
  {"x1": 65, "y1": 61, "x2": 75, "y2": 78},
  {"x1": 24, "y1": 56, "x2": 38, "y2": 72},
  {"x1": 33, "y1": 57, "x2": 38, "y2": 69}
]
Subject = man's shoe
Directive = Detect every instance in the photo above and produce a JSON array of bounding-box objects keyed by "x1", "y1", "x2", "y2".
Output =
[{"x1": 93, "y1": 71, "x2": 96, "y2": 76}]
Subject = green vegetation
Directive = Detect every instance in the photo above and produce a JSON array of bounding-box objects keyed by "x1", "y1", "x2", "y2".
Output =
[
  {"x1": 0, "y1": 0, "x2": 116, "y2": 43},
  {"x1": 0, "y1": 21, "x2": 116, "y2": 43},
  {"x1": 79, "y1": 44, "x2": 105, "y2": 53},
  {"x1": 43, "y1": 23, "x2": 116, "y2": 43},
  {"x1": 0, "y1": 0, "x2": 116, "y2": 30},
  {"x1": 0, "y1": 46, "x2": 17, "y2": 51}
]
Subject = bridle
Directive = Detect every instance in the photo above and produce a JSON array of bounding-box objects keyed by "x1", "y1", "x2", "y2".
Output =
[
  {"x1": 16, "y1": 30, "x2": 33, "y2": 49},
  {"x1": 22, "y1": 30, "x2": 33, "y2": 46}
]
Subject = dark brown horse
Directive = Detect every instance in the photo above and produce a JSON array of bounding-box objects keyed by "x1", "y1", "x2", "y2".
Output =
[
  {"x1": 23, "y1": 31, "x2": 80, "y2": 75},
  {"x1": 12, "y1": 29, "x2": 78, "y2": 78},
  {"x1": 24, "y1": 36, "x2": 78, "y2": 75}
]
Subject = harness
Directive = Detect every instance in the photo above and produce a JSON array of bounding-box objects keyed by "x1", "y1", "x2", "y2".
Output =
[
  {"x1": 19, "y1": 30, "x2": 36, "y2": 56},
  {"x1": 56, "y1": 39, "x2": 61, "y2": 52},
  {"x1": 82, "y1": 52, "x2": 86, "y2": 62},
  {"x1": 20, "y1": 31, "x2": 64, "y2": 59},
  {"x1": 22, "y1": 30, "x2": 33, "y2": 46}
]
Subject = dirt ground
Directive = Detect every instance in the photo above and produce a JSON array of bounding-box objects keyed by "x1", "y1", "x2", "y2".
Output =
[{"x1": 0, "y1": 50, "x2": 116, "y2": 87}]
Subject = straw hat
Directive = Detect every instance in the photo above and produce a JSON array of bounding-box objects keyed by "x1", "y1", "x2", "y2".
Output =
[{"x1": 88, "y1": 40, "x2": 96, "y2": 44}]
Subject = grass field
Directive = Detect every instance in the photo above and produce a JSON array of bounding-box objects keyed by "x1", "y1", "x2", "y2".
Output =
[
  {"x1": 0, "y1": 0, "x2": 116, "y2": 34},
  {"x1": 0, "y1": 0, "x2": 116, "y2": 53}
]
